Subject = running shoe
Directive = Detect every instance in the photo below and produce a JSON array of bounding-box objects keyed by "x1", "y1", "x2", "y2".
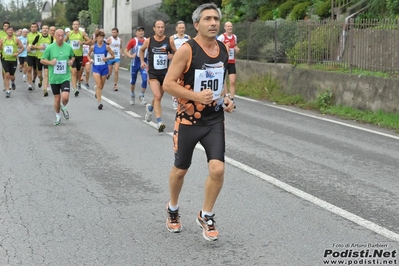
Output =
[
  {"x1": 166, "y1": 204, "x2": 182, "y2": 233},
  {"x1": 5, "y1": 91, "x2": 10, "y2": 98},
  {"x1": 172, "y1": 97, "x2": 178, "y2": 110},
  {"x1": 74, "y1": 88, "x2": 79, "y2": 97},
  {"x1": 98, "y1": 103, "x2": 103, "y2": 110},
  {"x1": 38, "y1": 78, "x2": 43, "y2": 88},
  {"x1": 130, "y1": 95, "x2": 135, "y2": 105},
  {"x1": 139, "y1": 95, "x2": 146, "y2": 105},
  {"x1": 157, "y1": 122, "x2": 165, "y2": 133},
  {"x1": 11, "y1": 82, "x2": 15, "y2": 90},
  {"x1": 23, "y1": 74, "x2": 26, "y2": 82},
  {"x1": 28, "y1": 85, "x2": 32, "y2": 91},
  {"x1": 61, "y1": 105, "x2": 69, "y2": 120},
  {"x1": 78, "y1": 82, "x2": 81, "y2": 89},
  {"x1": 43, "y1": 90, "x2": 48, "y2": 97},
  {"x1": 196, "y1": 211, "x2": 219, "y2": 241},
  {"x1": 54, "y1": 116, "x2": 61, "y2": 126},
  {"x1": 145, "y1": 104, "x2": 152, "y2": 122},
  {"x1": 85, "y1": 83, "x2": 89, "y2": 89},
  {"x1": 113, "y1": 85, "x2": 118, "y2": 91}
]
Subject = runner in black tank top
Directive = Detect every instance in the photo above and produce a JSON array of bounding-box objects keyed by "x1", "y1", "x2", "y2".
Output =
[
  {"x1": 139, "y1": 20, "x2": 175, "y2": 133},
  {"x1": 147, "y1": 35, "x2": 172, "y2": 82},
  {"x1": 162, "y1": 3, "x2": 234, "y2": 242}
]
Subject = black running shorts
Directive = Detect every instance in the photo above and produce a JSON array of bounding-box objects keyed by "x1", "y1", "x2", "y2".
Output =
[
  {"x1": 51, "y1": 80, "x2": 71, "y2": 96},
  {"x1": 173, "y1": 122, "x2": 225, "y2": 169},
  {"x1": 18, "y1": 57, "x2": 27, "y2": 65},
  {"x1": 149, "y1": 72, "x2": 166, "y2": 86},
  {"x1": 72, "y1": 56, "x2": 83, "y2": 71},
  {"x1": 27, "y1": 55, "x2": 37, "y2": 69},
  {"x1": 2, "y1": 60, "x2": 17, "y2": 76},
  {"x1": 226, "y1": 63, "x2": 236, "y2": 75},
  {"x1": 36, "y1": 58, "x2": 48, "y2": 71}
]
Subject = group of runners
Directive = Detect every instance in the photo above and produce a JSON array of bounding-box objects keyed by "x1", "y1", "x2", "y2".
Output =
[{"x1": 1, "y1": 3, "x2": 239, "y2": 242}]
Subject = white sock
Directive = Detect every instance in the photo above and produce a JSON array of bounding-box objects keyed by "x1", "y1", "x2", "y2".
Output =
[
  {"x1": 56, "y1": 113, "x2": 61, "y2": 119},
  {"x1": 168, "y1": 203, "x2": 178, "y2": 211},
  {"x1": 201, "y1": 210, "x2": 213, "y2": 218}
]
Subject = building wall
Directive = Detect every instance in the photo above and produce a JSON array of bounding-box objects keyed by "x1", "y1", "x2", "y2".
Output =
[
  {"x1": 103, "y1": 0, "x2": 163, "y2": 68},
  {"x1": 103, "y1": 0, "x2": 162, "y2": 35}
]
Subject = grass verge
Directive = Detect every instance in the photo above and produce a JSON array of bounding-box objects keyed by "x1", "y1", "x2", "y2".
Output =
[{"x1": 236, "y1": 74, "x2": 399, "y2": 133}]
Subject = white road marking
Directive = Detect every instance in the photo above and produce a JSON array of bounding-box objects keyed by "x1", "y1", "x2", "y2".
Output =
[
  {"x1": 81, "y1": 86, "x2": 125, "y2": 110},
  {"x1": 125, "y1": 111, "x2": 141, "y2": 118},
  {"x1": 235, "y1": 95, "x2": 399, "y2": 140},
  {"x1": 226, "y1": 156, "x2": 399, "y2": 242}
]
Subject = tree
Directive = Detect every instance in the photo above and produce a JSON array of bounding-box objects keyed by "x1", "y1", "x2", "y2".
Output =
[
  {"x1": 89, "y1": 0, "x2": 102, "y2": 24},
  {"x1": 78, "y1": 10, "x2": 92, "y2": 29},
  {"x1": 53, "y1": 2, "x2": 68, "y2": 27},
  {"x1": 222, "y1": 0, "x2": 270, "y2": 22},
  {"x1": 65, "y1": 0, "x2": 89, "y2": 24},
  {"x1": 160, "y1": 0, "x2": 222, "y2": 24}
]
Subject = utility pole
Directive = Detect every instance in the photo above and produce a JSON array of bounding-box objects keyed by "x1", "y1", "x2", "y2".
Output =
[{"x1": 52, "y1": 0, "x2": 54, "y2": 19}]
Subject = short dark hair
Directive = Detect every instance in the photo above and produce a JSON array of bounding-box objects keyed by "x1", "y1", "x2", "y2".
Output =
[
  {"x1": 112, "y1": 27, "x2": 119, "y2": 33},
  {"x1": 96, "y1": 31, "x2": 105, "y2": 38},
  {"x1": 3, "y1": 21, "x2": 10, "y2": 26}
]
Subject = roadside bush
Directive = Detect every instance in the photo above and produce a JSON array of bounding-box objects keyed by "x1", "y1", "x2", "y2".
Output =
[
  {"x1": 316, "y1": 88, "x2": 334, "y2": 110},
  {"x1": 314, "y1": 0, "x2": 331, "y2": 19},
  {"x1": 279, "y1": 0, "x2": 296, "y2": 19},
  {"x1": 276, "y1": 21, "x2": 299, "y2": 62},
  {"x1": 258, "y1": 3, "x2": 278, "y2": 21},
  {"x1": 286, "y1": 24, "x2": 340, "y2": 63},
  {"x1": 259, "y1": 10, "x2": 274, "y2": 21},
  {"x1": 236, "y1": 21, "x2": 274, "y2": 61},
  {"x1": 289, "y1": 2, "x2": 312, "y2": 20}
]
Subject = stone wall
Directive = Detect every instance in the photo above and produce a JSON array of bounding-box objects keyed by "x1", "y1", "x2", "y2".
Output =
[{"x1": 235, "y1": 60, "x2": 399, "y2": 113}]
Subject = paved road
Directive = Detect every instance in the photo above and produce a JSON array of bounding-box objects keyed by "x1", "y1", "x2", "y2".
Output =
[{"x1": 0, "y1": 69, "x2": 398, "y2": 265}]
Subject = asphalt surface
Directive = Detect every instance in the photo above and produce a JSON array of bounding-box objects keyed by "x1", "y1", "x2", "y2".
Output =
[{"x1": 0, "y1": 68, "x2": 398, "y2": 265}]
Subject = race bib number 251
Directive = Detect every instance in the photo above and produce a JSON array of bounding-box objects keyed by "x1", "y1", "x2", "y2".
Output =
[{"x1": 54, "y1": 60, "x2": 67, "y2": 74}]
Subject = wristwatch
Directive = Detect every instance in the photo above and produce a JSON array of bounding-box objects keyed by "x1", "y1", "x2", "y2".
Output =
[{"x1": 224, "y1": 93, "x2": 230, "y2": 98}]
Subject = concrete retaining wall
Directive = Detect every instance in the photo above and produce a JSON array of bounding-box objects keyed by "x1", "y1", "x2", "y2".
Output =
[{"x1": 235, "y1": 60, "x2": 399, "y2": 113}]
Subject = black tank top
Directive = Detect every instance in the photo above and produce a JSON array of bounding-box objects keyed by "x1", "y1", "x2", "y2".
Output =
[
  {"x1": 176, "y1": 39, "x2": 228, "y2": 126},
  {"x1": 147, "y1": 36, "x2": 172, "y2": 75}
]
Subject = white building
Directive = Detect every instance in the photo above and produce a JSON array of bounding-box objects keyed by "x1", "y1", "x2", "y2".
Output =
[
  {"x1": 102, "y1": 0, "x2": 165, "y2": 35},
  {"x1": 41, "y1": 0, "x2": 66, "y2": 20}
]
